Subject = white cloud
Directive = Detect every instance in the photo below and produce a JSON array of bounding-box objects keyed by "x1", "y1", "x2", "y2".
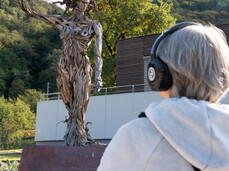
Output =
[
  {"x1": 45, "y1": 0, "x2": 55, "y2": 3},
  {"x1": 44, "y1": 0, "x2": 65, "y2": 9}
]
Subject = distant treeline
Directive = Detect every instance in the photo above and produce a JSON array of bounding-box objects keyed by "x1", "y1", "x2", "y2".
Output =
[
  {"x1": 0, "y1": 0, "x2": 62, "y2": 98},
  {"x1": 170, "y1": 0, "x2": 229, "y2": 24}
]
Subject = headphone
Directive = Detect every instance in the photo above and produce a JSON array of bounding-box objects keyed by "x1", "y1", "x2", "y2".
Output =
[{"x1": 147, "y1": 22, "x2": 199, "y2": 91}]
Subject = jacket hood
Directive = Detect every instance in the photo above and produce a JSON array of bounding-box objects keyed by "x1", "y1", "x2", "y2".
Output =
[{"x1": 145, "y1": 97, "x2": 229, "y2": 171}]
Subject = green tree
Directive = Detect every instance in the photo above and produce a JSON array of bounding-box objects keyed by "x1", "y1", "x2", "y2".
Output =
[
  {"x1": 8, "y1": 79, "x2": 25, "y2": 98},
  {"x1": 18, "y1": 89, "x2": 43, "y2": 113},
  {"x1": 37, "y1": 48, "x2": 62, "y2": 91},
  {"x1": 0, "y1": 97, "x2": 35, "y2": 149},
  {"x1": 0, "y1": 67, "x2": 6, "y2": 96},
  {"x1": 90, "y1": 0, "x2": 176, "y2": 86}
]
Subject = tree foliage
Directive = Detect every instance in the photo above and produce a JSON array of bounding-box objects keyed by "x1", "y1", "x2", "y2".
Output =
[
  {"x1": 89, "y1": 0, "x2": 176, "y2": 86},
  {"x1": 170, "y1": 0, "x2": 229, "y2": 24},
  {"x1": 0, "y1": 88, "x2": 42, "y2": 149},
  {"x1": 0, "y1": 0, "x2": 62, "y2": 98},
  {"x1": 0, "y1": 96, "x2": 36, "y2": 149},
  {"x1": 18, "y1": 89, "x2": 43, "y2": 113}
]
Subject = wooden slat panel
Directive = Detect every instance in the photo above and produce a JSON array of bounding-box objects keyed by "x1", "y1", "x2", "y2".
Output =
[
  {"x1": 117, "y1": 36, "x2": 144, "y2": 86},
  {"x1": 143, "y1": 34, "x2": 160, "y2": 56}
]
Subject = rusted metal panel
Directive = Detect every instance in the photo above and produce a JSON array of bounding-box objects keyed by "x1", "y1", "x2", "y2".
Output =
[{"x1": 19, "y1": 146, "x2": 106, "y2": 171}]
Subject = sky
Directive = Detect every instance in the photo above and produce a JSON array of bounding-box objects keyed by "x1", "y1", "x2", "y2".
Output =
[
  {"x1": 44, "y1": 0, "x2": 65, "y2": 9},
  {"x1": 45, "y1": 0, "x2": 55, "y2": 3}
]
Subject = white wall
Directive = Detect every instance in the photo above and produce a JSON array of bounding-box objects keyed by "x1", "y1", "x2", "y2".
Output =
[
  {"x1": 35, "y1": 91, "x2": 163, "y2": 142},
  {"x1": 35, "y1": 91, "x2": 229, "y2": 143}
]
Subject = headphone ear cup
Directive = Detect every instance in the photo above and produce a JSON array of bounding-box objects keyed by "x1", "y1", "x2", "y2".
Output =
[{"x1": 147, "y1": 57, "x2": 173, "y2": 91}]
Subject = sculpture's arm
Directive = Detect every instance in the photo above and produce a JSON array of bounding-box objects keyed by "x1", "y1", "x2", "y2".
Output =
[
  {"x1": 17, "y1": 0, "x2": 65, "y2": 31},
  {"x1": 92, "y1": 21, "x2": 103, "y2": 92}
]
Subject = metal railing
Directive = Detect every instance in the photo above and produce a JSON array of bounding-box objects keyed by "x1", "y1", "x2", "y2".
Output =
[{"x1": 40, "y1": 84, "x2": 151, "y2": 101}]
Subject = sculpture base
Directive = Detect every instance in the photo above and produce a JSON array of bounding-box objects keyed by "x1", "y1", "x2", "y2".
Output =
[{"x1": 19, "y1": 146, "x2": 106, "y2": 171}]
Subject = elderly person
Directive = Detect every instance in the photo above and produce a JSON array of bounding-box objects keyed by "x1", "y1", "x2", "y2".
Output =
[{"x1": 98, "y1": 22, "x2": 229, "y2": 171}]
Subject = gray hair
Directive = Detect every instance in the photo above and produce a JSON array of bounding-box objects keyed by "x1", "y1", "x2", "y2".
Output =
[{"x1": 157, "y1": 24, "x2": 229, "y2": 103}]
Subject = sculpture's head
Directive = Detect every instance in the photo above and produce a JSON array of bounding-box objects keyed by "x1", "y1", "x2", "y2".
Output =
[
  {"x1": 55, "y1": 0, "x2": 96, "y2": 17},
  {"x1": 76, "y1": 0, "x2": 90, "y2": 12}
]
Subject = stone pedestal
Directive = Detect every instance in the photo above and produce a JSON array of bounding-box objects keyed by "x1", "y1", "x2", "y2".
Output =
[{"x1": 19, "y1": 146, "x2": 106, "y2": 171}]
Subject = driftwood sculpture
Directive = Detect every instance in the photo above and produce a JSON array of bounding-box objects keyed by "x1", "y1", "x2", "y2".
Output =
[{"x1": 17, "y1": 0, "x2": 103, "y2": 146}]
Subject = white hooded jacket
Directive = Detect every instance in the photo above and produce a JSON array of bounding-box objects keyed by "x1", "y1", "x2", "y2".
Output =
[{"x1": 97, "y1": 97, "x2": 229, "y2": 171}]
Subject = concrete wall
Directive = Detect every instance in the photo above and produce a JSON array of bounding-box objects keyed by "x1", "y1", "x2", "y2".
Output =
[
  {"x1": 35, "y1": 91, "x2": 229, "y2": 144},
  {"x1": 35, "y1": 91, "x2": 163, "y2": 144}
]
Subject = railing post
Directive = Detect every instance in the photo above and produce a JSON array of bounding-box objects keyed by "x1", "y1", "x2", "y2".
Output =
[
  {"x1": 132, "y1": 85, "x2": 135, "y2": 93},
  {"x1": 105, "y1": 88, "x2": 108, "y2": 95},
  {"x1": 46, "y1": 82, "x2": 50, "y2": 94},
  {"x1": 46, "y1": 82, "x2": 50, "y2": 101},
  {"x1": 58, "y1": 93, "x2": 60, "y2": 100}
]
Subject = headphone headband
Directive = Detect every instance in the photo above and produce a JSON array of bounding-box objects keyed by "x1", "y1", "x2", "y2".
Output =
[{"x1": 150, "y1": 22, "x2": 199, "y2": 60}]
